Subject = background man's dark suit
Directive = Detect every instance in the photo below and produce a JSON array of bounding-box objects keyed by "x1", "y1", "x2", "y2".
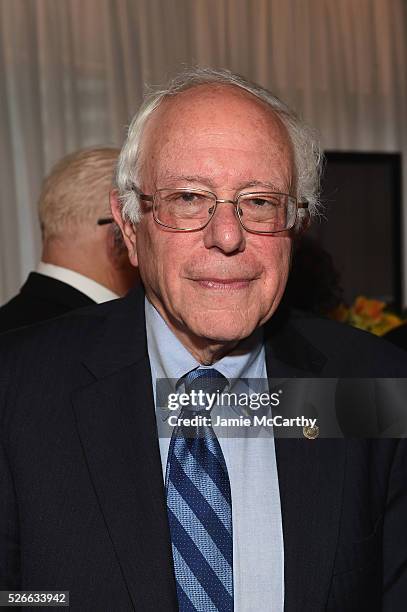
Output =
[
  {"x1": 385, "y1": 323, "x2": 407, "y2": 352},
  {"x1": 1, "y1": 285, "x2": 407, "y2": 611},
  {"x1": 0, "y1": 272, "x2": 94, "y2": 333}
]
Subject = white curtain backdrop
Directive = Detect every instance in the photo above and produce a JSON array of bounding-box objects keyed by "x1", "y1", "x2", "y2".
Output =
[{"x1": 1, "y1": 0, "x2": 406, "y2": 303}]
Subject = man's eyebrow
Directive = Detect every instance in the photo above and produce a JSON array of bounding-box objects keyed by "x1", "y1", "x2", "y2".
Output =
[
  {"x1": 160, "y1": 175, "x2": 283, "y2": 191},
  {"x1": 243, "y1": 180, "x2": 282, "y2": 191},
  {"x1": 161, "y1": 174, "x2": 215, "y2": 186}
]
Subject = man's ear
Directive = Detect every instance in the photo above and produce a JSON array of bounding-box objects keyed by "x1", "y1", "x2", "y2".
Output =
[
  {"x1": 110, "y1": 189, "x2": 138, "y2": 267},
  {"x1": 296, "y1": 208, "x2": 311, "y2": 234}
]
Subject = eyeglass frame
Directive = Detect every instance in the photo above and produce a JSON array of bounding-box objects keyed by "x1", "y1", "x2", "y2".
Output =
[
  {"x1": 130, "y1": 185, "x2": 308, "y2": 234},
  {"x1": 97, "y1": 187, "x2": 309, "y2": 233}
]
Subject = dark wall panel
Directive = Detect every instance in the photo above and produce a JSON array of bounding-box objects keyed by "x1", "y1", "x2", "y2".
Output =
[{"x1": 309, "y1": 152, "x2": 402, "y2": 308}]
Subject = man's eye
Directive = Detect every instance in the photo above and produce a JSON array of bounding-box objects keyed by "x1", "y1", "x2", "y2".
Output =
[
  {"x1": 166, "y1": 191, "x2": 205, "y2": 204},
  {"x1": 179, "y1": 192, "x2": 200, "y2": 203},
  {"x1": 247, "y1": 197, "x2": 275, "y2": 207}
]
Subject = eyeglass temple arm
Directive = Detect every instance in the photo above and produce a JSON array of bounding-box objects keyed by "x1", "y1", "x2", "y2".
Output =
[
  {"x1": 97, "y1": 185, "x2": 158, "y2": 225},
  {"x1": 97, "y1": 217, "x2": 114, "y2": 225},
  {"x1": 131, "y1": 186, "x2": 153, "y2": 202}
]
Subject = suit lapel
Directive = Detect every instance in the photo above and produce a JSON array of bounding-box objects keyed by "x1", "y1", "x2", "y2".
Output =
[
  {"x1": 265, "y1": 315, "x2": 347, "y2": 611},
  {"x1": 71, "y1": 287, "x2": 177, "y2": 610}
]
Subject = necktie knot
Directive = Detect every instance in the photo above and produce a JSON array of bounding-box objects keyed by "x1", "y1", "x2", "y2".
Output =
[
  {"x1": 183, "y1": 367, "x2": 228, "y2": 393},
  {"x1": 181, "y1": 368, "x2": 228, "y2": 414}
]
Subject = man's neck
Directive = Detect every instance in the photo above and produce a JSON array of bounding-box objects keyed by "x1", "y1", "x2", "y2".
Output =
[
  {"x1": 146, "y1": 298, "x2": 248, "y2": 365},
  {"x1": 41, "y1": 242, "x2": 121, "y2": 295}
]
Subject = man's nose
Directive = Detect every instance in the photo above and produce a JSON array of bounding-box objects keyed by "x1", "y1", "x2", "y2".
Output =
[{"x1": 203, "y1": 200, "x2": 246, "y2": 254}]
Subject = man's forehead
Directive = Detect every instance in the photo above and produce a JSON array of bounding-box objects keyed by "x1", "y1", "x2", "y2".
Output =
[
  {"x1": 138, "y1": 84, "x2": 294, "y2": 191},
  {"x1": 144, "y1": 83, "x2": 284, "y2": 140}
]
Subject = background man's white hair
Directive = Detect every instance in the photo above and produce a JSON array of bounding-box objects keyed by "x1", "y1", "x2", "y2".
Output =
[
  {"x1": 39, "y1": 147, "x2": 119, "y2": 242},
  {"x1": 116, "y1": 67, "x2": 323, "y2": 228}
]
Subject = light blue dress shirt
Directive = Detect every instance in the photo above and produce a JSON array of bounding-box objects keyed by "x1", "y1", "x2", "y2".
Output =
[{"x1": 145, "y1": 298, "x2": 284, "y2": 611}]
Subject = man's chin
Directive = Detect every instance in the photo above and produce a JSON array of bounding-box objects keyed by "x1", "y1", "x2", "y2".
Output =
[{"x1": 188, "y1": 317, "x2": 258, "y2": 346}]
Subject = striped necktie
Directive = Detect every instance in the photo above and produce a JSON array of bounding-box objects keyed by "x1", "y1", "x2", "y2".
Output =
[{"x1": 165, "y1": 368, "x2": 233, "y2": 611}]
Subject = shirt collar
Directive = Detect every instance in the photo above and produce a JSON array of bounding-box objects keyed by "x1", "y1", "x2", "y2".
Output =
[
  {"x1": 145, "y1": 298, "x2": 200, "y2": 383},
  {"x1": 145, "y1": 298, "x2": 265, "y2": 421}
]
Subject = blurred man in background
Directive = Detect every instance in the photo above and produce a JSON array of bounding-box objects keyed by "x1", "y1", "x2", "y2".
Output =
[
  {"x1": 285, "y1": 235, "x2": 344, "y2": 317},
  {"x1": 0, "y1": 147, "x2": 138, "y2": 333}
]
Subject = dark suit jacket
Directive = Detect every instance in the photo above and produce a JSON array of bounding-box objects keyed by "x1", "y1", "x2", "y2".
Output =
[
  {"x1": 0, "y1": 272, "x2": 94, "y2": 333},
  {"x1": 1, "y1": 285, "x2": 407, "y2": 611},
  {"x1": 385, "y1": 323, "x2": 407, "y2": 352}
]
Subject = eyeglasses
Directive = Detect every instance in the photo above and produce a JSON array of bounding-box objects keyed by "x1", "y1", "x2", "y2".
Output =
[{"x1": 132, "y1": 186, "x2": 308, "y2": 234}]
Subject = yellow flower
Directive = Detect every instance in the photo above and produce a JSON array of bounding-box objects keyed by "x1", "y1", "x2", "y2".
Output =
[
  {"x1": 353, "y1": 296, "x2": 385, "y2": 321},
  {"x1": 328, "y1": 296, "x2": 405, "y2": 336}
]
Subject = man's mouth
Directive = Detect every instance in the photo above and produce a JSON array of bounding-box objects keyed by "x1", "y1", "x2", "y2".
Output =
[{"x1": 192, "y1": 278, "x2": 253, "y2": 290}]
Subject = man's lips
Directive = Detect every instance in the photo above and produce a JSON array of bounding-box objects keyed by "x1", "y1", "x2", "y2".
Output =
[{"x1": 190, "y1": 278, "x2": 255, "y2": 290}]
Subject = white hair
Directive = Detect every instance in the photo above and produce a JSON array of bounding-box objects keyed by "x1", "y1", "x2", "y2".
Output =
[
  {"x1": 39, "y1": 146, "x2": 120, "y2": 241},
  {"x1": 116, "y1": 67, "x2": 323, "y2": 228}
]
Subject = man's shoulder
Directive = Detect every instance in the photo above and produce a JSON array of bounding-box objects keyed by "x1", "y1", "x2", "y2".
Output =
[
  {"x1": 0, "y1": 272, "x2": 93, "y2": 332},
  {"x1": 288, "y1": 310, "x2": 407, "y2": 376},
  {"x1": 385, "y1": 322, "x2": 407, "y2": 351},
  {"x1": 0, "y1": 281, "x2": 32, "y2": 332},
  {"x1": 0, "y1": 288, "x2": 144, "y2": 368},
  {"x1": 1, "y1": 298, "x2": 113, "y2": 352},
  {"x1": 0, "y1": 289, "x2": 146, "y2": 423}
]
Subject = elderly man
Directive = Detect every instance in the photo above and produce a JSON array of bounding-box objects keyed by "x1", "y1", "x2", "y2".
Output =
[
  {"x1": 1, "y1": 69, "x2": 407, "y2": 612},
  {"x1": 0, "y1": 147, "x2": 138, "y2": 333}
]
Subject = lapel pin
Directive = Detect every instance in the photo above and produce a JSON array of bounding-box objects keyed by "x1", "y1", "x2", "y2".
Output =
[{"x1": 303, "y1": 425, "x2": 319, "y2": 439}]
